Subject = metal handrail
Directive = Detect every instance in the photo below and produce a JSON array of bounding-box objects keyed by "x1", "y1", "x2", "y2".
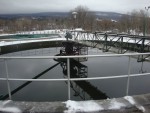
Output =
[
  {"x1": 0, "y1": 52, "x2": 150, "y2": 59},
  {"x1": 0, "y1": 52, "x2": 150, "y2": 100},
  {"x1": 1, "y1": 72, "x2": 150, "y2": 81}
]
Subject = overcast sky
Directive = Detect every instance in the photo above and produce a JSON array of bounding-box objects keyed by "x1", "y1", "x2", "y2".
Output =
[{"x1": 0, "y1": 0, "x2": 149, "y2": 14}]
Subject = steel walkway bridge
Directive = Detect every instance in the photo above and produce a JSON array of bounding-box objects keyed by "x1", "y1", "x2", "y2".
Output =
[
  {"x1": 71, "y1": 31, "x2": 150, "y2": 62},
  {"x1": 0, "y1": 31, "x2": 150, "y2": 61}
]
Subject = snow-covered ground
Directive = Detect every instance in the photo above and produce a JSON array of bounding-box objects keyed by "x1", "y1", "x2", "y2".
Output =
[
  {"x1": 0, "y1": 29, "x2": 66, "y2": 37},
  {"x1": 64, "y1": 99, "x2": 126, "y2": 113},
  {"x1": 64, "y1": 100, "x2": 104, "y2": 113},
  {"x1": 0, "y1": 95, "x2": 148, "y2": 113},
  {"x1": 64, "y1": 95, "x2": 146, "y2": 113},
  {"x1": 0, "y1": 34, "x2": 16, "y2": 36},
  {"x1": 15, "y1": 29, "x2": 67, "y2": 35},
  {"x1": 0, "y1": 37, "x2": 66, "y2": 46}
]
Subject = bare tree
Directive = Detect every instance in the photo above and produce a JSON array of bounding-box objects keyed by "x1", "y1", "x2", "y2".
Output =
[
  {"x1": 70, "y1": 5, "x2": 96, "y2": 31},
  {"x1": 119, "y1": 14, "x2": 131, "y2": 33},
  {"x1": 119, "y1": 9, "x2": 148, "y2": 35}
]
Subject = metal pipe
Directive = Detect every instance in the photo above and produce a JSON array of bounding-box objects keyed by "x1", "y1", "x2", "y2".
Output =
[
  {"x1": 0, "y1": 53, "x2": 150, "y2": 59},
  {"x1": 4, "y1": 59, "x2": 11, "y2": 100},
  {"x1": 67, "y1": 58, "x2": 71, "y2": 100},
  {"x1": 0, "y1": 72, "x2": 150, "y2": 81},
  {"x1": 126, "y1": 56, "x2": 131, "y2": 96}
]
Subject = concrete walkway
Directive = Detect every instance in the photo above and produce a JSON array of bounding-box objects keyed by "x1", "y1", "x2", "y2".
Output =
[{"x1": 1, "y1": 93, "x2": 150, "y2": 113}]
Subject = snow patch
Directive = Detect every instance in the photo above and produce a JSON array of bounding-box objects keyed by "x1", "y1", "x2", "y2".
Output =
[
  {"x1": 124, "y1": 96, "x2": 145, "y2": 112},
  {"x1": 64, "y1": 100, "x2": 103, "y2": 113},
  {"x1": 2, "y1": 100, "x2": 12, "y2": 106},
  {"x1": 124, "y1": 96, "x2": 136, "y2": 105},
  {"x1": 0, "y1": 100, "x2": 21, "y2": 113},
  {"x1": 111, "y1": 19, "x2": 117, "y2": 22},
  {"x1": 74, "y1": 28, "x2": 83, "y2": 31},
  {"x1": 108, "y1": 99, "x2": 125, "y2": 109},
  {"x1": 64, "y1": 99, "x2": 127, "y2": 113},
  {"x1": 0, "y1": 34, "x2": 14, "y2": 36},
  {"x1": 0, "y1": 37, "x2": 66, "y2": 47},
  {"x1": 138, "y1": 106, "x2": 145, "y2": 112},
  {"x1": 0, "y1": 107, "x2": 21, "y2": 113},
  {"x1": 16, "y1": 29, "x2": 65, "y2": 35}
]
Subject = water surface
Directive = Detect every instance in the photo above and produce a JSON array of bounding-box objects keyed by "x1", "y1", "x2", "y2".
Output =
[{"x1": 0, "y1": 47, "x2": 150, "y2": 101}]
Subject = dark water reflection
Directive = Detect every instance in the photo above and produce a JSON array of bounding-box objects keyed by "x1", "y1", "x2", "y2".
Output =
[{"x1": 0, "y1": 47, "x2": 150, "y2": 101}]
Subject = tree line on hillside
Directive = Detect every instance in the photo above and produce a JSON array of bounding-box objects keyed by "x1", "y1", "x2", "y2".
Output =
[{"x1": 0, "y1": 6, "x2": 149, "y2": 35}]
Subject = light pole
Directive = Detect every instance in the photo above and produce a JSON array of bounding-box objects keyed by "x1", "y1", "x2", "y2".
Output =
[
  {"x1": 72, "y1": 12, "x2": 77, "y2": 29},
  {"x1": 95, "y1": 18, "x2": 99, "y2": 31},
  {"x1": 144, "y1": 6, "x2": 150, "y2": 36}
]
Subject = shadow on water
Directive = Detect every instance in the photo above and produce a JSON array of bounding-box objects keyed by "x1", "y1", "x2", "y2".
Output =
[
  {"x1": 139, "y1": 61, "x2": 147, "y2": 73},
  {"x1": 0, "y1": 58, "x2": 108, "y2": 100},
  {"x1": 0, "y1": 39, "x2": 149, "y2": 101},
  {"x1": 0, "y1": 62, "x2": 60, "y2": 100},
  {"x1": 55, "y1": 57, "x2": 108, "y2": 100}
]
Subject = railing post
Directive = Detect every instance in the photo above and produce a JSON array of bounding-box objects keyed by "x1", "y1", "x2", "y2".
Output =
[
  {"x1": 67, "y1": 58, "x2": 71, "y2": 100},
  {"x1": 103, "y1": 33, "x2": 108, "y2": 52},
  {"x1": 126, "y1": 56, "x2": 131, "y2": 96},
  {"x1": 120, "y1": 36, "x2": 123, "y2": 54},
  {"x1": 4, "y1": 59, "x2": 12, "y2": 100}
]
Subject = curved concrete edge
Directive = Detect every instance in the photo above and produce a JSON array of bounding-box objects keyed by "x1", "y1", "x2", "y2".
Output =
[{"x1": 0, "y1": 93, "x2": 150, "y2": 113}]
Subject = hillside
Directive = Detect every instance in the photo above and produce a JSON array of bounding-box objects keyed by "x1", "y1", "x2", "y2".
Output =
[{"x1": 0, "y1": 11, "x2": 124, "y2": 20}]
